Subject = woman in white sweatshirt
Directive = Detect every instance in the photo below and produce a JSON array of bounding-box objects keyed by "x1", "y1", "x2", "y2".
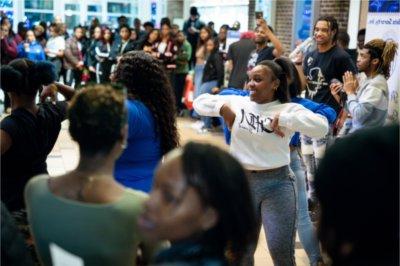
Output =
[{"x1": 193, "y1": 60, "x2": 328, "y2": 265}]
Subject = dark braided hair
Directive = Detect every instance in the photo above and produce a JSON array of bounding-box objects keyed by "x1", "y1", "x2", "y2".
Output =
[
  {"x1": 364, "y1": 39, "x2": 398, "y2": 79},
  {"x1": 114, "y1": 51, "x2": 179, "y2": 155},
  {"x1": 314, "y1": 15, "x2": 339, "y2": 42}
]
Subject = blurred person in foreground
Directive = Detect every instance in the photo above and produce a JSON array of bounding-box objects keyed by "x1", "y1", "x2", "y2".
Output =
[{"x1": 315, "y1": 125, "x2": 399, "y2": 266}]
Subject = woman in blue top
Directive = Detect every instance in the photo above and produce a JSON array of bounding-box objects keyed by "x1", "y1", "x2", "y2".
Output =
[
  {"x1": 113, "y1": 51, "x2": 179, "y2": 192},
  {"x1": 17, "y1": 30, "x2": 45, "y2": 61}
]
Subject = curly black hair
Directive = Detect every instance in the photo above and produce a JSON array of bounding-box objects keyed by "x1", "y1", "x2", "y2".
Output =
[
  {"x1": 114, "y1": 51, "x2": 179, "y2": 155},
  {"x1": 1, "y1": 58, "x2": 56, "y2": 96}
]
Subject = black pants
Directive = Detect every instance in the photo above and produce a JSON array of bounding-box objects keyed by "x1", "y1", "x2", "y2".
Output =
[
  {"x1": 98, "y1": 60, "x2": 113, "y2": 84},
  {"x1": 65, "y1": 69, "x2": 83, "y2": 89},
  {"x1": 173, "y1": 73, "x2": 187, "y2": 112},
  {"x1": 49, "y1": 57, "x2": 63, "y2": 81}
]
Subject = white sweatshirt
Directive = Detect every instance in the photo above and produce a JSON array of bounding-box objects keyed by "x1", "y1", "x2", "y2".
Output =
[
  {"x1": 194, "y1": 94, "x2": 329, "y2": 170},
  {"x1": 346, "y1": 74, "x2": 389, "y2": 133}
]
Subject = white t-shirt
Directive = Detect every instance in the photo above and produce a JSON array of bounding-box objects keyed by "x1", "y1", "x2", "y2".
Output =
[
  {"x1": 157, "y1": 42, "x2": 168, "y2": 54},
  {"x1": 46, "y1": 36, "x2": 66, "y2": 58},
  {"x1": 194, "y1": 94, "x2": 329, "y2": 170}
]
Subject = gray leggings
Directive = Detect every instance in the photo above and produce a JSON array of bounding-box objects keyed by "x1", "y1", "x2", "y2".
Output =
[{"x1": 243, "y1": 166, "x2": 297, "y2": 266}]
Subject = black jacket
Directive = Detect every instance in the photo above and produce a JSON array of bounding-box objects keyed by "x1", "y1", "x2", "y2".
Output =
[
  {"x1": 202, "y1": 52, "x2": 224, "y2": 87},
  {"x1": 110, "y1": 39, "x2": 136, "y2": 61}
]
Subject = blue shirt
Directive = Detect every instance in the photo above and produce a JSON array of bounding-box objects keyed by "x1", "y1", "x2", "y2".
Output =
[
  {"x1": 114, "y1": 100, "x2": 161, "y2": 192},
  {"x1": 17, "y1": 41, "x2": 46, "y2": 61},
  {"x1": 219, "y1": 89, "x2": 337, "y2": 146}
]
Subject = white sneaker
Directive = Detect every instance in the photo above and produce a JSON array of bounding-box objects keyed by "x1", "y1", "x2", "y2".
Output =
[
  {"x1": 191, "y1": 120, "x2": 205, "y2": 130},
  {"x1": 197, "y1": 127, "x2": 210, "y2": 134}
]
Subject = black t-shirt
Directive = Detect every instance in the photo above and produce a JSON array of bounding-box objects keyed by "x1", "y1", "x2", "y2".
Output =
[
  {"x1": 303, "y1": 45, "x2": 357, "y2": 114},
  {"x1": 227, "y1": 39, "x2": 256, "y2": 89},
  {"x1": 1, "y1": 101, "x2": 67, "y2": 212},
  {"x1": 247, "y1": 45, "x2": 275, "y2": 71}
]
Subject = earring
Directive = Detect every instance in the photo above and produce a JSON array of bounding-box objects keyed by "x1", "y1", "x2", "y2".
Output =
[{"x1": 121, "y1": 142, "x2": 127, "y2": 149}]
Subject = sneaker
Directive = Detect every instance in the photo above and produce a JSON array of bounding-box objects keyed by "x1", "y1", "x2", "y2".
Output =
[{"x1": 191, "y1": 120, "x2": 205, "y2": 130}]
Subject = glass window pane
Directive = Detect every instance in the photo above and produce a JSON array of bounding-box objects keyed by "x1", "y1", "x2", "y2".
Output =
[
  {"x1": 65, "y1": 15, "x2": 80, "y2": 30},
  {"x1": 65, "y1": 3, "x2": 78, "y2": 11},
  {"x1": 131, "y1": 6, "x2": 138, "y2": 17},
  {"x1": 107, "y1": 3, "x2": 131, "y2": 14},
  {"x1": 0, "y1": 0, "x2": 13, "y2": 8},
  {"x1": 25, "y1": 0, "x2": 53, "y2": 10},
  {"x1": 25, "y1": 12, "x2": 53, "y2": 25},
  {"x1": 88, "y1": 5, "x2": 101, "y2": 12}
]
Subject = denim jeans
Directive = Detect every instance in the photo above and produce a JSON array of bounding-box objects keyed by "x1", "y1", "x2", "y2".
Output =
[
  {"x1": 300, "y1": 129, "x2": 332, "y2": 198},
  {"x1": 198, "y1": 80, "x2": 218, "y2": 129},
  {"x1": 243, "y1": 166, "x2": 297, "y2": 266},
  {"x1": 194, "y1": 64, "x2": 205, "y2": 99},
  {"x1": 290, "y1": 149, "x2": 321, "y2": 266}
]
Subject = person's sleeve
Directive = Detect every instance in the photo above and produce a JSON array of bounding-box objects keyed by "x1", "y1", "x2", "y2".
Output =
[
  {"x1": 17, "y1": 44, "x2": 25, "y2": 58},
  {"x1": 64, "y1": 40, "x2": 79, "y2": 66},
  {"x1": 175, "y1": 42, "x2": 191, "y2": 63},
  {"x1": 0, "y1": 118, "x2": 17, "y2": 143},
  {"x1": 214, "y1": 54, "x2": 224, "y2": 87},
  {"x1": 2, "y1": 38, "x2": 18, "y2": 58},
  {"x1": 184, "y1": 42, "x2": 192, "y2": 62},
  {"x1": 183, "y1": 20, "x2": 189, "y2": 34},
  {"x1": 52, "y1": 101, "x2": 68, "y2": 121},
  {"x1": 58, "y1": 37, "x2": 65, "y2": 50},
  {"x1": 1, "y1": 203, "x2": 34, "y2": 266},
  {"x1": 302, "y1": 54, "x2": 309, "y2": 76},
  {"x1": 109, "y1": 42, "x2": 119, "y2": 60},
  {"x1": 346, "y1": 85, "x2": 384, "y2": 124},
  {"x1": 193, "y1": 93, "x2": 233, "y2": 117},
  {"x1": 38, "y1": 47, "x2": 46, "y2": 61},
  {"x1": 126, "y1": 102, "x2": 141, "y2": 138},
  {"x1": 95, "y1": 46, "x2": 109, "y2": 58},
  {"x1": 279, "y1": 104, "x2": 329, "y2": 138},
  {"x1": 335, "y1": 52, "x2": 357, "y2": 78},
  {"x1": 313, "y1": 103, "x2": 337, "y2": 124},
  {"x1": 226, "y1": 44, "x2": 233, "y2": 60}
]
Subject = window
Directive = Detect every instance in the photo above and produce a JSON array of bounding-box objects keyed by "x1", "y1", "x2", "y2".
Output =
[
  {"x1": 65, "y1": 4, "x2": 79, "y2": 11},
  {"x1": 25, "y1": 12, "x2": 53, "y2": 25},
  {"x1": 107, "y1": 3, "x2": 131, "y2": 14},
  {"x1": 65, "y1": 15, "x2": 80, "y2": 30},
  {"x1": 25, "y1": 0, "x2": 53, "y2": 10},
  {"x1": 0, "y1": 0, "x2": 13, "y2": 8},
  {"x1": 88, "y1": 4, "x2": 101, "y2": 12}
]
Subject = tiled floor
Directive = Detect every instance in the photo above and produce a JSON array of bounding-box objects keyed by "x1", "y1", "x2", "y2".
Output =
[{"x1": 47, "y1": 118, "x2": 310, "y2": 266}]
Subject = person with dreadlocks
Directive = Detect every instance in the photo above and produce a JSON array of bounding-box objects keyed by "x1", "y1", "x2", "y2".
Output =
[
  {"x1": 339, "y1": 38, "x2": 398, "y2": 134},
  {"x1": 297, "y1": 16, "x2": 357, "y2": 207}
]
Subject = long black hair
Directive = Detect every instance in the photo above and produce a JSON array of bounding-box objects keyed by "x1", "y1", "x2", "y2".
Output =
[
  {"x1": 181, "y1": 142, "x2": 258, "y2": 263},
  {"x1": 1, "y1": 58, "x2": 56, "y2": 96},
  {"x1": 114, "y1": 51, "x2": 179, "y2": 155},
  {"x1": 274, "y1": 57, "x2": 303, "y2": 98},
  {"x1": 256, "y1": 60, "x2": 290, "y2": 103}
]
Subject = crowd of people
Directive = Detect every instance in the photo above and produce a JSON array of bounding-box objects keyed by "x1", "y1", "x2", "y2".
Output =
[{"x1": 1, "y1": 5, "x2": 399, "y2": 266}]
